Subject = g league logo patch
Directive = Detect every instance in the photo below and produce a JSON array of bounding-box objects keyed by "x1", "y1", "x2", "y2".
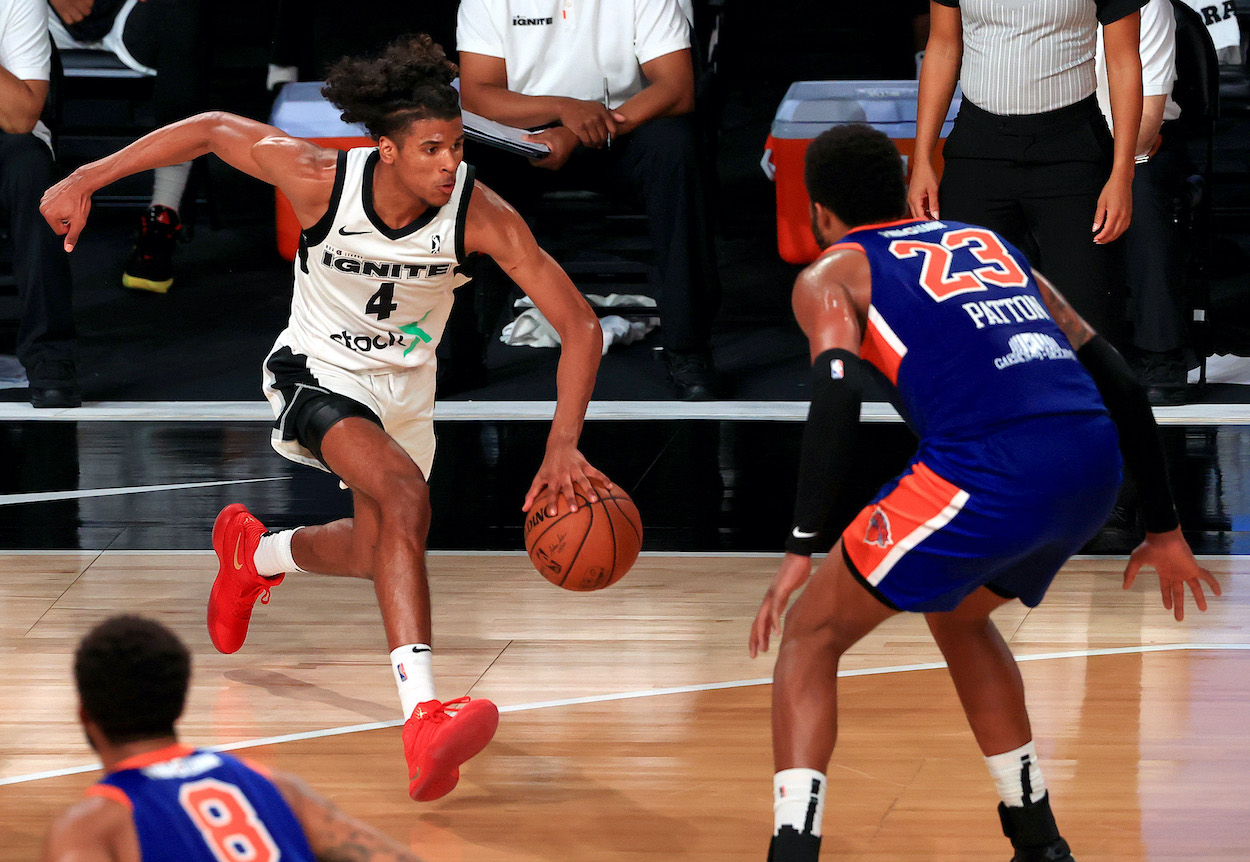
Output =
[{"x1": 430, "y1": 234, "x2": 442, "y2": 254}]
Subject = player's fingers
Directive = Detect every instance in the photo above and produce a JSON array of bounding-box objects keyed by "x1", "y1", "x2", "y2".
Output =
[
  {"x1": 1122, "y1": 554, "x2": 1142, "y2": 589},
  {"x1": 1188, "y1": 578, "x2": 1209, "y2": 613},
  {"x1": 1173, "y1": 580, "x2": 1185, "y2": 621},
  {"x1": 64, "y1": 221, "x2": 83, "y2": 253},
  {"x1": 574, "y1": 473, "x2": 599, "y2": 503},
  {"x1": 521, "y1": 480, "x2": 546, "y2": 512},
  {"x1": 1160, "y1": 574, "x2": 1172, "y2": 610},
  {"x1": 1201, "y1": 568, "x2": 1223, "y2": 596}
]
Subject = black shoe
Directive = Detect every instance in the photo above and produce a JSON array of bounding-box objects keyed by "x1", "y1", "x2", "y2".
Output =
[
  {"x1": 999, "y1": 794, "x2": 1076, "y2": 862},
  {"x1": 766, "y1": 827, "x2": 821, "y2": 862},
  {"x1": 122, "y1": 205, "x2": 181, "y2": 293},
  {"x1": 28, "y1": 358, "x2": 82, "y2": 408},
  {"x1": 1138, "y1": 349, "x2": 1187, "y2": 406},
  {"x1": 1080, "y1": 499, "x2": 1142, "y2": 554},
  {"x1": 665, "y1": 349, "x2": 718, "y2": 401}
]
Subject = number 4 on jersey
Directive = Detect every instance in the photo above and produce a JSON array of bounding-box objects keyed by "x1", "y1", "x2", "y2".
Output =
[
  {"x1": 888, "y1": 227, "x2": 1027, "y2": 302},
  {"x1": 365, "y1": 282, "x2": 399, "y2": 320}
]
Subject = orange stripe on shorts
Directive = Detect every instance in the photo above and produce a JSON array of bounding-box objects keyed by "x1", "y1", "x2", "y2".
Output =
[{"x1": 844, "y1": 462, "x2": 969, "y2": 587}]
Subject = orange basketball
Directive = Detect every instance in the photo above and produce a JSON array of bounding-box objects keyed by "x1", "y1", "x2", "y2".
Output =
[{"x1": 523, "y1": 480, "x2": 642, "y2": 591}]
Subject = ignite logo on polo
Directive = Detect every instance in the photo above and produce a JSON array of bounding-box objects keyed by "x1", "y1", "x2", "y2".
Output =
[{"x1": 512, "y1": 15, "x2": 553, "y2": 25}]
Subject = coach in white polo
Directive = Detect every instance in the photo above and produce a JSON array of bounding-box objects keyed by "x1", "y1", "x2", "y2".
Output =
[{"x1": 453, "y1": 0, "x2": 722, "y2": 401}]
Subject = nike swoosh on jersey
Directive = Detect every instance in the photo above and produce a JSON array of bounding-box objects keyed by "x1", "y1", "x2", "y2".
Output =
[
  {"x1": 791, "y1": 528, "x2": 819, "y2": 539},
  {"x1": 233, "y1": 536, "x2": 244, "y2": 569},
  {"x1": 338, "y1": 226, "x2": 371, "y2": 236}
]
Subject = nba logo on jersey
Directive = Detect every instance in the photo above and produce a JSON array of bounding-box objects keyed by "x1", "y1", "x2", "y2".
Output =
[
  {"x1": 830, "y1": 359, "x2": 844, "y2": 380},
  {"x1": 865, "y1": 506, "x2": 893, "y2": 548},
  {"x1": 397, "y1": 663, "x2": 407, "y2": 682},
  {"x1": 430, "y1": 234, "x2": 441, "y2": 254}
]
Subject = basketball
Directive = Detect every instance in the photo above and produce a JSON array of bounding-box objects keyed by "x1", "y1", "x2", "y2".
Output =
[{"x1": 523, "y1": 480, "x2": 642, "y2": 591}]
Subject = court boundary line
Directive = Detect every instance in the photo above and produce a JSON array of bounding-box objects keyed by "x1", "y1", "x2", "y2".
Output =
[
  {"x1": 2, "y1": 642, "x2": 1246, "y2": 789},
  {"x1": 1, "y1": 400, "x2": 1248, "y2": 424}
]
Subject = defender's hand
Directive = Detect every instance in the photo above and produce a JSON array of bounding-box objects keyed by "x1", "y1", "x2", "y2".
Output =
[
  {"x1": 522, "y1": 445, "x2": 611, "y2": 516},
  {"x1": 749, "y1": 553, "x2": 813, "y2": 658},
  {"x1": 1123, "y1": 527, "x2": 1221, "y2": 621}
]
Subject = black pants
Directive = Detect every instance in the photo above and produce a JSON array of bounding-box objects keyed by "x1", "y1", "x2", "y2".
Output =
[
  {"x1": 1124, "y1": 122, "x2": 1191, "y2": 354},
  {"x1": 122, "y1": 0, "x2": 208, "y2": 125},
  {"x1": 0, "y1": 134, "x2": 76, "y2": 380},
  {"x1": 939, "y1": 96, "x2": 1120, "y2": 339},
  {"x1": 460, "y1": 114, "x2": 721, "y2": 354}
]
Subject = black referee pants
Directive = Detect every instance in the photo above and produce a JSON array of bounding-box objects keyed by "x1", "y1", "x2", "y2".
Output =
[
  {"x1": 939, "y1": 96, "x2": 1121, "y2": 340},
  {"x1": 0, "y1": 133, "x2": 76, "y2": 381},
  {"x1": 457, "y1": 114, "x2": 721, "y2": 356}
]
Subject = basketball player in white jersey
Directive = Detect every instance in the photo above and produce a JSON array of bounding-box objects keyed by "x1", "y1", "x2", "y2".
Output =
[{"x1": 41, "y1": 35, "x2": 610, "y2": 803}]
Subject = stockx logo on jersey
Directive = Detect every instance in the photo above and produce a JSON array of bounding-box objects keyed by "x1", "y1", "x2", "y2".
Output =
[{"x1": 400, "y1": 310, "x2": 434, "y2": 356}]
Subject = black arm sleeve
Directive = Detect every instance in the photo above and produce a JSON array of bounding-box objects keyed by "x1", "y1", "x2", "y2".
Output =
[
  {"x1": 784, "y1": 349, "x2": 866, "y2": 556},
  {"x1": 1077, "y1": 335, "x2": 1180, "y2": 533}
]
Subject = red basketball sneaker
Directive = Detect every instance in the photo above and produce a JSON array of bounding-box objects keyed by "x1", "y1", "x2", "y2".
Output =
[
  {"x1": 208, "y1": 503, "x2": 283, "y2": 654},
  {"x1": 403, "y1": 696, "x2": 499, "y2": 801}
]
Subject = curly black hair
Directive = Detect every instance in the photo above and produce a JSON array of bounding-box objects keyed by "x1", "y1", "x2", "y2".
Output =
[
  {"x1": 75, "y1": 615, "x2": 191, "y2": 745},
  {"x1": 322, "y1": 34, "x2": 461, "y2": 141},
  {"x1": 804, "y1": 124, "x2": 908, "y2": 228}
]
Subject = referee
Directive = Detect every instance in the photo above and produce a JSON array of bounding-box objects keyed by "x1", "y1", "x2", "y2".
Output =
[{"x1": 909, "y1": 0, "x2": 1146, "y2": 340}]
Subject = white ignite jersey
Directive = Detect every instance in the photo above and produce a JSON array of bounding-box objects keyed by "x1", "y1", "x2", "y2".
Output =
[{"x1": 281, "y1": 148, "x2": 474, "y2": 372}]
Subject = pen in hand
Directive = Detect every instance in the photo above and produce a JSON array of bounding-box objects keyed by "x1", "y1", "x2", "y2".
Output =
[{"x1": 603, "y1": 77, "x2": 612, "y2": 148}]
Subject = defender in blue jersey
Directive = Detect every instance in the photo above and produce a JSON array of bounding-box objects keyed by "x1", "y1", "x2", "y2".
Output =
[
  {"x1": 747, "y1": 126, "x2": 1220, "y2": 862},
  {"x1": 42, "y1": 616, "x2": 426, "y2": 862}
]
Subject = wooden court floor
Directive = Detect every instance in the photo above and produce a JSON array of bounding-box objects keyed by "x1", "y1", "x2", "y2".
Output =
[{"x1": 1, "y1": 552, "x2": 1247, "y2": 861}]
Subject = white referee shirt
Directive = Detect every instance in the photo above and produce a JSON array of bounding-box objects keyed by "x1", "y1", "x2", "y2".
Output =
[
  {"x1": 935, "y1": 0, "x2": 1146, "y2": 115},
  {"x1": 0, "y1": 0, "x2": 52, "y2": 149},
  {"x1": 456, "y1": 0, "x2": 691, "y2": 106}
]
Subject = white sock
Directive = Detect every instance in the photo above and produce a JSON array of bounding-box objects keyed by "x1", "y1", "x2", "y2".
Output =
[
  {"x1": 986, "y1": 741, "x2": 1047, "y2": 807},
  {"x1": 253, "y1": 529, "x2": 304, "y2": 578},
  {"x1": 151, "y1": 162, "x2": 192, "y2": 212},
  {"x1": 773, "y1": 768, "x2": 826, "y2": 837},
  {"x1": 391, "y1": 644, "x2": 436, "y2": 718}
]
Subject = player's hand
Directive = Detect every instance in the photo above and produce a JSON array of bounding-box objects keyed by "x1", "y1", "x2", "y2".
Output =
[
  {"x1": 555, "y1": 98, "x2": 618, "y2": 148},
  {"x1": 50, "y1": 0, "x2": 94, "y2": 24},
  {"x1": 526, "y1": 126, "x2": 578, "y2": 171},
  {"x1": 522, "y1": 444, "x2": 612, "y2": 517},
  {"x1": 907, "y1": 159, "x2": 940, "y2": 220},
  {"x1": 1122, "y1": 527, "x2": 1221, "y2": 621},
  {"x1": 749, "y1": 553, "x2": 813, "y2": 658},
  {"x1": 40, "y1": 171, "x2": 94, "y2": 253},
  {"x1": 1093, "y1": 173, "x2": 1132, "y2": 244}
]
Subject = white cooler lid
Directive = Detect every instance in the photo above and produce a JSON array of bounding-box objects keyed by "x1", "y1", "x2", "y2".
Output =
[
  {"x1": 770, "y1": 80, "x2": 962, "y2": 140},
  {"x1": 268, "y1": 81, "x2": 367, "y2": 138}
]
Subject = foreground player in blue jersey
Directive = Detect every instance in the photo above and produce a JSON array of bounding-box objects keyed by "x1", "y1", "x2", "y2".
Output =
[
  {"x1": 748, "y1": 125, "x2": 1221, "y2": 862},
  {"x1": 42, "y1": 615, "x2": 426, "y2": 862}
]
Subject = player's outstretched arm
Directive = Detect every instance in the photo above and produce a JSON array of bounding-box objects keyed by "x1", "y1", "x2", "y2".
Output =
[
  {"x1": 40, "y1": 112, "x2": 331, "y2": 252},
  {"x1": 463, "y1": 181, "x2": 609, "y2": 515},
  {"x1": 1034, "y1": 269, "x2": 1221, "y2": 617},
  {"x1": 270, "y1": 770, "x2": 426, "y2": 862},
  {"x1": 750, "y1": 252, "x2": 869, "y2": 656}
]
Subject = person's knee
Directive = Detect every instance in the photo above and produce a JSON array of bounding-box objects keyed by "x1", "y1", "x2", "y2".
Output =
[{"x1": 378, "y1": 467, "x2": 432, "y2": 541}]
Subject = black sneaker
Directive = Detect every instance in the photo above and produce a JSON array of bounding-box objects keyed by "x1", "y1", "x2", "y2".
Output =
[
  {"x1": 28, "y1": 358, "x2": 82, "y2": 408},
  {"x1": 122, "y1": 205, "x2": 181, "y2": 293},
  {"x1": 665, "y1": 349, "x2": 718, "y2": 401},
  {"x1": 1138, "y1": 349, "x2": 1187, "y2": 406},
  {"x1": 999, "y1": 795, "x2": 1076, "y2": 862}
]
